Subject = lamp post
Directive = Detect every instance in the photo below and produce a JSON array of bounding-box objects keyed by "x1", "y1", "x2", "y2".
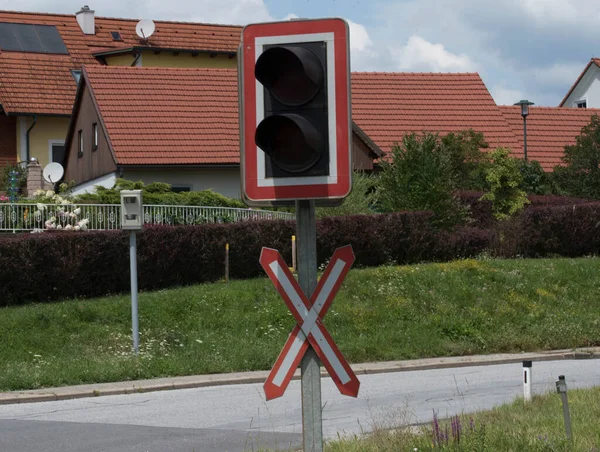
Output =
[{"x1": 514, "y1": 100, "x2": 534, "y2": 161}]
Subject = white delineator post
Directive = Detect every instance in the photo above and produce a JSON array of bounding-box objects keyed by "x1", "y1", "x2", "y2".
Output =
[
  {"x1": 130, "y1": 231, "x2": 139, "y2": 355},
  {"x1": 523, "y1": 360, "x2": 532, "y2": 402}
]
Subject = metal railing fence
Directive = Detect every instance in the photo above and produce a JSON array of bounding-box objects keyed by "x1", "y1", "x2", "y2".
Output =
[{"x1": 0, "y1": 203, "x2": 293, "y2": 232}]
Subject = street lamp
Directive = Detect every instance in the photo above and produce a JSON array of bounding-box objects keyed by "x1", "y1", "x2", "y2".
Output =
[{"x1": 514, "y1": 100, "x2": 534, "y2": 161}]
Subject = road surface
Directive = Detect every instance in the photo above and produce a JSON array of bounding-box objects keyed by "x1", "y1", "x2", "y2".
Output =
[{"x1": 0, "y1": 359, "x2": 597, "y2": 451}]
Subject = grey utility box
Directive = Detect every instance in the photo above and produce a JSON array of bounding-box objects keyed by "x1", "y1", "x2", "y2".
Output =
[{"x1": 120, "y1": 190, "x2": 143, "y2": 230}]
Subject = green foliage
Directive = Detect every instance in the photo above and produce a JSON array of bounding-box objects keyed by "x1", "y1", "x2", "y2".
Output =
[
  {"x1": 480, "y1": 148, "x2": 529, "y2": 220},
  {"x1": 316, "y1": 172, "x2": 379, "y2": 218},
  {"x1": 552, "y1": 114, "x2": 600, "y2": 199},
  {"x1": 74, "y1": 178, "x2": 245, "y2": 208},
  {"x1": 518, "y1": 159, "x2": 552, "y2": 195},
  {"x1": 377, "y1": 132, "x2": 468, "y2": 227},
  {"x1": 441, "y1": 129, "x2": 489, "y2": 190}
]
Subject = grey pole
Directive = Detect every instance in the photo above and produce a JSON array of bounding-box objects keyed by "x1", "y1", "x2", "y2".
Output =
[
  {"x1": 130, "y1": 231, "x2": 139, "y2": 355},
  {"x1": 523, "y1": 116, "x2": 528, "y2": 162},
  {"x1": 296, "y1": 199, "x2": 323, "y2": 452}
]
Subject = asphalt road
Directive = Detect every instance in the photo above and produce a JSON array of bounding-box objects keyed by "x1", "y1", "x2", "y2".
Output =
[{"x1": 0, "y1": 359, "x2": 598, "y2": 452}]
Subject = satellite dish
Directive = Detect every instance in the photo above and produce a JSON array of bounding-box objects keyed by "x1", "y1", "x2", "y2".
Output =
[
  {"x1": 136, "y1": 19, "x2": 155, "y2": 40},
  {"x1": 43, "y1": 162, "x2": 64, "y2": 184}
]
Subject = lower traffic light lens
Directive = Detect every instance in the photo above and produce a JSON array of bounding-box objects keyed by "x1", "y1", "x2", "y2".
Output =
[{"x1": 255, "y1": 114, "x2": 324, "y2": 173}]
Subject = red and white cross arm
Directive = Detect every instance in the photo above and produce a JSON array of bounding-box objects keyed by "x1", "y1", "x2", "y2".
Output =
[{"x1": 260, "y1": 245, "x2": 359, "y2": 400}]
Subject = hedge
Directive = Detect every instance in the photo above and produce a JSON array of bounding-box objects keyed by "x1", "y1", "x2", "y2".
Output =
[{"x1": 3, "y1": 202, "x2": 600, "y2": 306}]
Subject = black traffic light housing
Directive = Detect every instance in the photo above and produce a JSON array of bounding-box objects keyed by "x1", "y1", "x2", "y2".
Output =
[{"x1": 254, "y1": 42, "x2": 329, "y2": 178}]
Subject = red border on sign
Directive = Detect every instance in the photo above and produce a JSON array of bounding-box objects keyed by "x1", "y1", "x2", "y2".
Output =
[{"x1": 241, "y1": 19, "x2": 351, "y2": 202}]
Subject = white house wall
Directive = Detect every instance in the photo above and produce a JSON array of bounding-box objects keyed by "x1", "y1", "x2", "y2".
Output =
[
  {"x1": 563, "y1": 64, "x2": 600, "y2": 108},
  {"x1": 123, "y1": 167, "x2": 241, "y2": 199},
  {"x1": 71, "y1": 171, "x2": 118, "y2": 196}
]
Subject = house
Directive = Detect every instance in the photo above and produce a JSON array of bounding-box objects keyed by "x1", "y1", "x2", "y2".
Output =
[
  {"x1": 559, "y1": 58, "x2": 600, "y2": 108},
  {"x1": 0, "y1": 8, "x2": 241, "y2": 170},
  {"x1": 500, "y1": 106, "x2": 600, "y2": 170},
  {"x1": 351, "y1": 72, "x2": 522, "y2": 157},
  {"x1": 64, "y1": 65, "x2": 383, "y2": 198}
]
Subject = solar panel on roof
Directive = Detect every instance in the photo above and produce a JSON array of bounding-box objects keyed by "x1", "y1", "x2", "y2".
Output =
[{"x1": 0, "y1": 23, "x2": 68, "y2": 54}]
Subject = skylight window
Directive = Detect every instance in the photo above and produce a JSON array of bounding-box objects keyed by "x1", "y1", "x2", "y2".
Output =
[
  {"x1": 111, "y1": 31, "x2": 122, "y2": 41},
  {"x1": 0, "y1": 23, "x2": 68, "y2": 54}
]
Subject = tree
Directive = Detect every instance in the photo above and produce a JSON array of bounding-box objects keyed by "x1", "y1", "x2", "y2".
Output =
[
  {"x1": 480, "y1": 148, "x2": 529, "y2": 220},
  {"x1": 440, "y1": 129, "x2": 488, "y2": 190},
  {"x1": 316, "y1": 172, "x2": 378, "y2": 218},
  {"x1": 377, "y1": 132, "x2": 467, "y2": 227},
  {"x1": 553, "y1": 114, "x2": 600, "y2": 199}
]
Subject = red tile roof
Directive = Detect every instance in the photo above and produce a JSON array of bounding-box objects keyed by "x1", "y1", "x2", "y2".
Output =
[
  {"x1": 500, "y1": 106, "x2": 600, "y2": 170},
  {"x1": 0, "y1": 10, "x2": 241, "y2": 115},
  {"x1": 351, "y1": 72, "x2": 521, "y2": 159},
  {"x1": 83, "y1": 65, "x2": 240, "y2": 165},
  {"x1": 559, "y1": 58, "x2": 600, "y2": 107}
]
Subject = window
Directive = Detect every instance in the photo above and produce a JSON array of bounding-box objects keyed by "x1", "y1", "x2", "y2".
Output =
[
  {"x1": 71, "y1": 70, "x2": 82, "y2": 84},
  {"x1": 0, "y1": 23, "x2": 68, "y2": 54},
  {"x1": 78, "y1": 130, "x2": 83, "y2": 157},
  {"x1": 576, "y1": 100, "x2": 587, "y2": 108},
  {"x1": 49, "y1": 141, "x2": 65, "y2": 165},
  {"x1": 111, "y1": 31, "x2": 123, "y2": 41},
  {"x1": 92, "y1": 123, "x2": 98, "y2": 150}
]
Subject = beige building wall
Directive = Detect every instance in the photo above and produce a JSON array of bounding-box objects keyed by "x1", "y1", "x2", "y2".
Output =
[
  {"x1": 16, "y1": 116, "x2": 70, "y2": 168},
  {"x1": 140, "y1": 51, "x2": 236, "y2": 69},
  {"x1": 104, "y1": 53, "x2": 138, "y2": 66}
]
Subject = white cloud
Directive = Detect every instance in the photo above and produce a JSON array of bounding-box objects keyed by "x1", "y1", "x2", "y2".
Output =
[
  {"x1": 346, "y1": 19, "x2": 378, "y2": 71},
  {"x1": 529, "y1": 63, "x2": 582, "y2": 87},
  {"x1": 391, "y1": 35, "x2": 477, "y2": 72},
  {"x1": 491, "y1": 85, "x2": 525, "y2": 106}
]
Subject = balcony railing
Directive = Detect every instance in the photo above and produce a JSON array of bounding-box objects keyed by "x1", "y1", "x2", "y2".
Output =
[{"x1": 0, "y1": 203, "x2": 293, "y2": 232}]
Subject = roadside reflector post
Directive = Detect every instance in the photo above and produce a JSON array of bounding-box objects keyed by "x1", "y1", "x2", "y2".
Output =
[
  {"x1": 292, "y1": 235, "x2": 297, "y2": 273},
  {"x1": 523, "y1": 360, "x2": 532, "y2": 402},
  {"x1": 555, "y1": 375, "x2": 573, "y2": 443},
  {"x1": 225, "y1": 243, "x2": 230, "y2": 283}
]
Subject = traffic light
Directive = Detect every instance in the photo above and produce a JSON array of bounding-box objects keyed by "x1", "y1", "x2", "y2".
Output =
[
  {"x1": 240, "y1": 19, "x2": 351, "y2": 205},
  {"x1": 254, "y1": 42, "x2": 329, "y2": 178}
]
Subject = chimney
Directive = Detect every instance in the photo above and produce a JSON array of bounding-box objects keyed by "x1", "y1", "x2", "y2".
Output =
[{"x1": 76, "y1": 5, "x2": 95, "y2": 35}]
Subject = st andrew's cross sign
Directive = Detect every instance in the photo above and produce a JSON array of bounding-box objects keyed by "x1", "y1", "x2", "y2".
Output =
[{"x1": 259, "y1": 245, "x2": 360, "y2": 400}]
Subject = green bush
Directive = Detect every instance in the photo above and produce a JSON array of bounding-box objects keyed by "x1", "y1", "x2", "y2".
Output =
[
  {"x1": 316, "y1": 172, "x2": 379, "y2": 218},
  {"x1": 480, "y1": 148, "x2": 529, "y2": 220},
  {"x1": 74, "y1": 179, "x2": 245, "y2": 208},
  {"x1": 441, "y1": 129, "x2": 489, "y2": 190},
  {"x1": 552, "y1": 114, "x2": 600, "y2": 199},
  {"x1": 376, "y1": 132, "x2": 468, "y2": 227},
  {"x1": 518, "y1": 159, "x2": 552, "y2": 195}
]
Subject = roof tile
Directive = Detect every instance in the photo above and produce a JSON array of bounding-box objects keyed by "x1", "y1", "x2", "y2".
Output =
[
  {"x1": 500, "y1": 106, "x2": 600, "y2": 171},
  {"x1": 0, "y1": 10, "x2": 241, "y2": 115}
]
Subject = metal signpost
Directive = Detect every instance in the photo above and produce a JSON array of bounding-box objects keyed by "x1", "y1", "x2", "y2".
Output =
[
  {"x1": 121, "y1": 190, "x2": 143, "y2": 355},
  {"x1": 239, "y1": 18, "x2": 354, "y2": 451}
]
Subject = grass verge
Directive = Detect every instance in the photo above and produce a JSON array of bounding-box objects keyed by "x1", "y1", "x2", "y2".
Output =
[
  {"x1": 1, "y1": 257, "x2": 600, "y2": 391},
  {"x1": 327, "y1": 386, "x2": 600, "y2": 451}
]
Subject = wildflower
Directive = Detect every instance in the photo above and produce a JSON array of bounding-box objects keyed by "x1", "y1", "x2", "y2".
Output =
[
  {"x1": 73, "y1": 208, "x2": 81, "y2": 215},
  {"x1": 69, "y1": 212, "x2": 77, "y2": 219},
  {"x1": 74, "y1": 225, "x2": 81, "y2": 231},
  {"x1": 79, "y1": 218, "x2": 89, "y2": 226},
  {"x1": 46, "y1": 190, "x2": 54, "y2": 198},
  {"x1": 36, "y1": 203, "x2": 45, "y2": 211},
  {"x1": 30, "y1": 228, "x2": 44, "y2": 234}
]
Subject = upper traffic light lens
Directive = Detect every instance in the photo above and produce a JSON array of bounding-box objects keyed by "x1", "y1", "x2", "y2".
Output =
[
  {"x1": 255, "y1": 45, "x2": 324, "y2": 106},
  {"x1": 255, "y1": 114, "x2": 325, "y2": 173}
]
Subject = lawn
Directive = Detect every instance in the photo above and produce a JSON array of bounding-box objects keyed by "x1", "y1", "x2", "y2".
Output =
[
  {"x1": 327, "y1": 386, "x2": 600, "y2": 451},
  {"x1": 1, "y1": 257, "x2": 599, "y2": 391}
]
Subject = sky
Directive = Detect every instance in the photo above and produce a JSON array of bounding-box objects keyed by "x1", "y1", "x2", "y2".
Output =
[{"x1": 3, "y1": 0, "x2": 599, "y2": 106}]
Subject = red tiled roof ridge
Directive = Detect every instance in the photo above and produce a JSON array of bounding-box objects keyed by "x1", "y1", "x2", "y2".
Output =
[
  {"x1": 352, "y1": 71, "x2": 480, "y2": 76},
  {"x1": 84, "y1": 65, "x2": 236, "y2": 72},
  {"x1": 0, "y1": 8, "x2": 242, "y2": 28},
  {"x1": 500, "y1": 105, "x2": 600, "y2": 113}
]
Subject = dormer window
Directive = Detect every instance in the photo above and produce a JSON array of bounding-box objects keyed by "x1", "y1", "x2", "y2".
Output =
[
  {"x1": 111, "y1": 31, "x2": 122, "y2": 41},
  {"x1": 576, "y1": 100, "x2": 587, "y2": 109}
]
